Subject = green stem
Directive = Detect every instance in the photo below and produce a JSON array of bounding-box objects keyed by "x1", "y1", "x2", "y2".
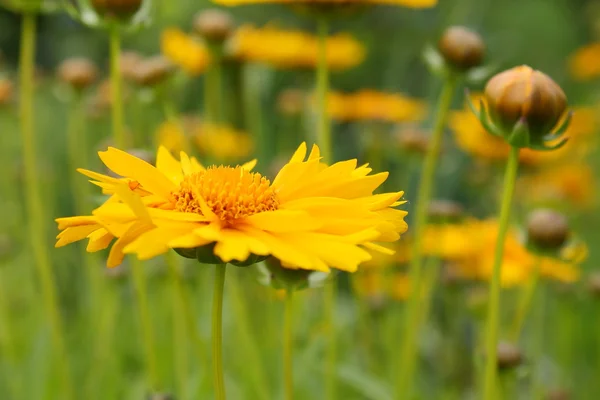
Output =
[
  {"x1": 0, "y1": 270, "x2": 21, "y2": 399},
  {"x1": 19, "y1": 13, "x2": 73, "y2": 400},
  {"x1": 205, "y1": 45, "x2": 223, "y2": 123},
  {"x1": 482, "y1": 146, "x2": 520, "y2": 400},
  {"x1": 131, "y1": 258, "x2": 160, "y2": 390},
  {"x1": 324, "y1": 279, "x2": 337, "y2": 400},
  {"x1": 284, "y1": 290, "x2": 294, "y2": 400},
  {"x1": 109, "y1": 25, "x2": 126, "y2": 148},
  {"x1": 395, "y1": 77, "x2": 457, "y2": 399},
  {"x1": 510, "y1": 258, "x2": 542, "y2": 341},
  {"x1": 227, "y1": 274, "x2": 270, "y2": 400},
  {"x1": 417, "y1": 257, "x2": 442, "y2": 327},
  {"x1": 531, "y1": 264, "x2": 546, "y2": 400},
  {"x1": 167, "y1": 253, "x2": 189, "y2": 399},
  {"x1": 316, "y1": 17, "x2": 332, "y2": 162},
  {"x1": 212, "y1": 264, "x2": 227, "y2": 400}
]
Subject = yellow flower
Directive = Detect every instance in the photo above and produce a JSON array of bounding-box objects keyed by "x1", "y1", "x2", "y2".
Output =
[
  {"x1": 55, "y1": 143, "x2": 408, "y2": 271},
  {"x1": 194, "y1": 124, "x2": 253, "y2": 161},
  {"x1": 326, "y1": 90, "x2": 427, "y2": 123},
  {"x1": 422, "y1": 220, "x2": 479, "y2": 260},
  {"x1": 161, "y1": 28, "x2": 210, "y2": 76},
  {"x1": 214, "y1": 0, "x2": 435, "y2": 7},
  {"x1": 450, "y1": 95, "x2": 595, "y2": 165},
  {"x1": 228, "y1": 25, "x2": 365, "y2": 71},
  {"x1": 518, "y1": 163, "x2": 596, "y2": 209},
  {"x1": 568, "y1": 42, "x2": 600, "y2": 81},
  {"x1": 156, "y1": 121, "x2": 190, "y2": 155}
]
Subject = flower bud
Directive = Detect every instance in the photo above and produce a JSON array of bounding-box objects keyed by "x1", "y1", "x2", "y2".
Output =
[
  {"x1": 193, "y1": 9, "x2": 234, "y2": 42},
  {"x1": 427, "y1": 199, "x2": 464, "y2": 223},
  {"x1": 395, "y1": 126, "x2": 429, "y2": 155},
  {"x1": 90, "y1": 0, "x2": 143, "y2": 19},
  {"x1": 588, "y1": 272, "x2": 600, "y2": 298},
  {"x1": 277, "y1": 89, "x2": 305, "y2": 116},
  {"x1": 57, "y1": 57, "x2": 98, "y2": 90},
  {"x1": 546, "y1": 389, "x2": 570, "y2": 400},
  {"x1": 132, "y1": 56, "x2": 174, "y2": 86},
  {"x1": 496, "y1": 341, "x2": 523, "y2": 370},
  {"x1": 120, "y1": 51, "x2": 142, "y2": 82},
  {"x1": 526, "y1": 209, "x2": 569, "y2": 251},
  {"x1": 438, "y1": 26, "x2": 485, "y2": 71},
  {"x1": 485, "y1": 66, "x2": 567, "y2": 141},
  {"x1": 0, "y1": 78, "x2": 14, "y2": 106}
]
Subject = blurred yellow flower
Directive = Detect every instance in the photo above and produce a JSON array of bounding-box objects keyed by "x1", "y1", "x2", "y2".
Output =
[
  {"x1": 161, "y1": 28, "x2": 211, "y2": 76},
  {"x1": 156, "y1": 121, "x2": 190, "y2": 155},
  {"x1": 194, "y1": 124, "x2": 253, "y2": 161},
  {"x1": 568, "y1": 42, "x2": 600, "y2": 81},
  {"x1": 214, "y1": 0, "x2": 436, "y2": 7},
  {"x1": 326, "y1": 90, "x2": 427, "y2": 123},
  {"x1": 422, "y1": 221, "x2": 479, "y2": 260},
  {"x1": 390, "y1": 272, "x2": 411, "y2": 301},
  {"x1": 55, "y1": 143, "x2": 408, "y2": 271},
  {"x1": 228, "y1": 25, "x2": 365, "y2": 71},
  {"x1": 449, "y1": 96, "x2": 596, "y2": 166},
  {"x1": 518, "y1": 163, "x2": 596, "y2": 209}
]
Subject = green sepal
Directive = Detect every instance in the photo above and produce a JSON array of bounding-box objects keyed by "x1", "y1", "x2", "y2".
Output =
[
  {"x1": 507, "y1": 119, "x2": 531, "y2": 148},
  {"x1": 173, "y1": 248, "x2": 198, "y2": 260}
]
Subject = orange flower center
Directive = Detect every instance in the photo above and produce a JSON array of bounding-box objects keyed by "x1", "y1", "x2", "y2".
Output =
[{"x1": 172, "y1": 166, "x2": 279, "y2": 221}]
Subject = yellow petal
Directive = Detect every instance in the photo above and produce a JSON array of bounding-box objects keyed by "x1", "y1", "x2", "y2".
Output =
[
  {"x1": 107, "y1": 222, "x2": 153, "y2": 268},
  {"x1": 56, "y1": 225, "x2": 101, "y2": 247},
  {"x1": 156, "y1": 146, "x2": 184, "y2": 185},
  {"x1": 243, "y1": 210, "x2": 321, "y2": 232}
]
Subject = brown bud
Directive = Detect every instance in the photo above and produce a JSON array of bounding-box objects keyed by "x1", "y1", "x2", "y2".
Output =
[
  {"x1": 0, "y1": 78, "x2": 14, "y2": 106},
  {"x1": 277, "y1": 89, "x2": 305, "y2": 116},
  {"x1": 526, "y1": 209, "x2": 570, "y2": 250},
  {"x1": 438, "y1": 26, "x2": 485, "y2": 70},
  {"x1": 193, "y1": 9, "x2": 234, "y2": 42},
  {"x1": 496, "y1": 341, "x2": 523, "y2": 370},
  {"x1": 588, "y1": 272, "x2": 600, "y2": 297},
  {"x1": 546, "y1": 389, "x2": 570, "y2": 400},
  {"x1": 428, "y1": 199, "x2": 464, "y2": 222},
  {"x1": 395, "y1": 126, "x2": 430, "y2": 154},
  {"x1": 120, "y1": 51, "x2": 142, "y2": 81},
  {"x1": 132, "y1": 56, "x2": 174, "y2": 86},
  {"x1": 57, "y1": 57, "x2": 98, "y2": 90},
  {"x1": 91, "y1": 0, "x2": 143, "y2": 18},
  {"x1": 485, "y1": 66, "x2": 567, "y2": 136}
]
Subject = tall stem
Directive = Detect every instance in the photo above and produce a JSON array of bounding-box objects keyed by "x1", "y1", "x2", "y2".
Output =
[
  {"x1": 131, "y1": 258, "x2": 160, "y2": 390},
  {"x1": 212, "y1": 264, "x2": 227, "y2": 400},
  {"x1": 109, "y1": 25, "x2": 126, "y2": 148},
  {"x1": 167, "y1": 252, "x2": 189, "y2": 399},
  {"x1": 324, "y1": 279, "x2": 337, "y2": 400},
  {"x1": 482, "y1": 146, "x2": 520, "y2": 400},
  {"x1": 510, "y1": 258, "x2": 542, "y2": 341},
  {"x1": 530, "y1": 259, "x2": 545, "y2": 400},
  {"x1": 316, "y1": 17, "x2": 332, "y2": 162},
  {"x1": 205, "y1": 45, "x2": 223, "y2": 123},
  {"x1": 396, "y1": 77, "x2": 457, "y2": 398},
  {"x1": 284, "y1": 290, "x2": 294, "y2": 400},
  {"x1": 19, "y1": 13, "x2": 73, "y2": 400}
]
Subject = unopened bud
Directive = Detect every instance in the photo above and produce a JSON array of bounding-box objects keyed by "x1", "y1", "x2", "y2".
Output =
[
  {"x1": 526, "y1": 209, "x2": 569, "y2": 251},
  {"x1": 91, "y1": 0, "x2": 143, "y2": 19},
  {"x1": 57, "y1": 57, "x2": 98, "y2": 90},
  {"x1": 438, "y1": 26, "x2": 485, "y2": 71},
  {"x1": 193, "y1": 9, "x2": 234, "y2": 42},
  {"x1": 496, "y1": 341, "x2": 523, "y2": 370},
  {"x1": 132, "y1": 56, "x2": 174, "y2": 86}
]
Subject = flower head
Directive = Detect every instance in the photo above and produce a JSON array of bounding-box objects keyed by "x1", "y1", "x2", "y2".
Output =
[
  {"x1": 194, "y1": 124, "x2": 253, "y2": 161},
  {"x1": 228, "y1": 25, "x2": 365, "y2": 71},
  {"x1": 438, "y1": 26, "x2": 485, "y2": 71},
  {"x1": 568, "y1": 42, "x2": 600, "y2": 81},
  {"x1": 56, "y1": 143, "x2": 408, "y2": 272},
  {"x1": 161, "y1": 28, "x2": 211, "y2": 76}
]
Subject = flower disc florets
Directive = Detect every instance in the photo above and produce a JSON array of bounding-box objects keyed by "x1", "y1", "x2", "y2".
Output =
[{"x1": 172, "y1": 166, "x2": 279, "y2": 222}]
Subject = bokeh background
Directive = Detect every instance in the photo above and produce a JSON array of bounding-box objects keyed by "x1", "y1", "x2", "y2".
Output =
[{"x1": 0, "y1": 0, "x2": 599, "y2": 399}]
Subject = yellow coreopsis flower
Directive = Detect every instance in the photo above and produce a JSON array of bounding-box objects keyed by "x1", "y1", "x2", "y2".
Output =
[
  {"x1": 156, "y1": 120, "x2": 191, "y2": 155},
  {"x1": 214, "y1": 0, "x2": 435, "y2": 6},
  {"x1": 325, "y1": 90, "x2": 427, "y2": 123},
  {"x1": 228, "y1": 25, "x2": 365, "y2": 71},
  {"x1": 55, "y1": 143, "x2": 408, "y2": 271},
  {"x1": 161, "y1": 28, "x2": 211, "y2": 76},
  {"x1": 194, "y1": 124, "x2": 253, "y2": 161},
  {"x1": 568, "y1": 42, "x2": 600, "y2": 81},
  {"x1": 422, "y1": 220, "x2": 479, "y2": 260}
]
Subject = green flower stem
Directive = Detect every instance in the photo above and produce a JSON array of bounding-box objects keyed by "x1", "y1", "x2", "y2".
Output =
[
  {"x1": 227, "y1": 273, "x2": 270, "y2": 400},
  {"x1": 531, "y1": 261, "x2": 546, "y2": 400},
  {"x1": 0, "y1": 270, "x2": 21, "y2": 399},
  {"x1": 242, "y1": 65, "x2": 267, "y2": 165},
  {"x1": 205, "y1": 45, "x2": 223, "y2": 123},
  {"x1": 324, "y1": 278, "x2": 338, "y2": 400},
  {"x1": 212, "y1": 264, "x2": 227, "y2": 400},
  {"x1": 109, "y1": 25, "x2": 126, "y2": 148},
  {"x1": 396, "y1": 77, "x2": 457, "y2": 399},
  {"x1": 284, "y1": 290, "x2": 294, "y2": 400},
  {"x1": 131, "y1": 258, "x2": 160, "y2": 390},
  {"x1": 166, "y1": 252, "x2": 189, "y2": 399},
  {"x1": 482, "y1": 146, "x2": 520, "y2": 400},
  {"x1": 316, "y1": 16, "x2": 332, "y2": 162},
  {"x1": 417, "y1": 257, "x2": 442, "y2": 327},
  {"x1": 19, "y1": 13, "x2": 73, "y2": 400},
  {"x1": 510, "y1": 258, "x2": 542, "y2": 341}
]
